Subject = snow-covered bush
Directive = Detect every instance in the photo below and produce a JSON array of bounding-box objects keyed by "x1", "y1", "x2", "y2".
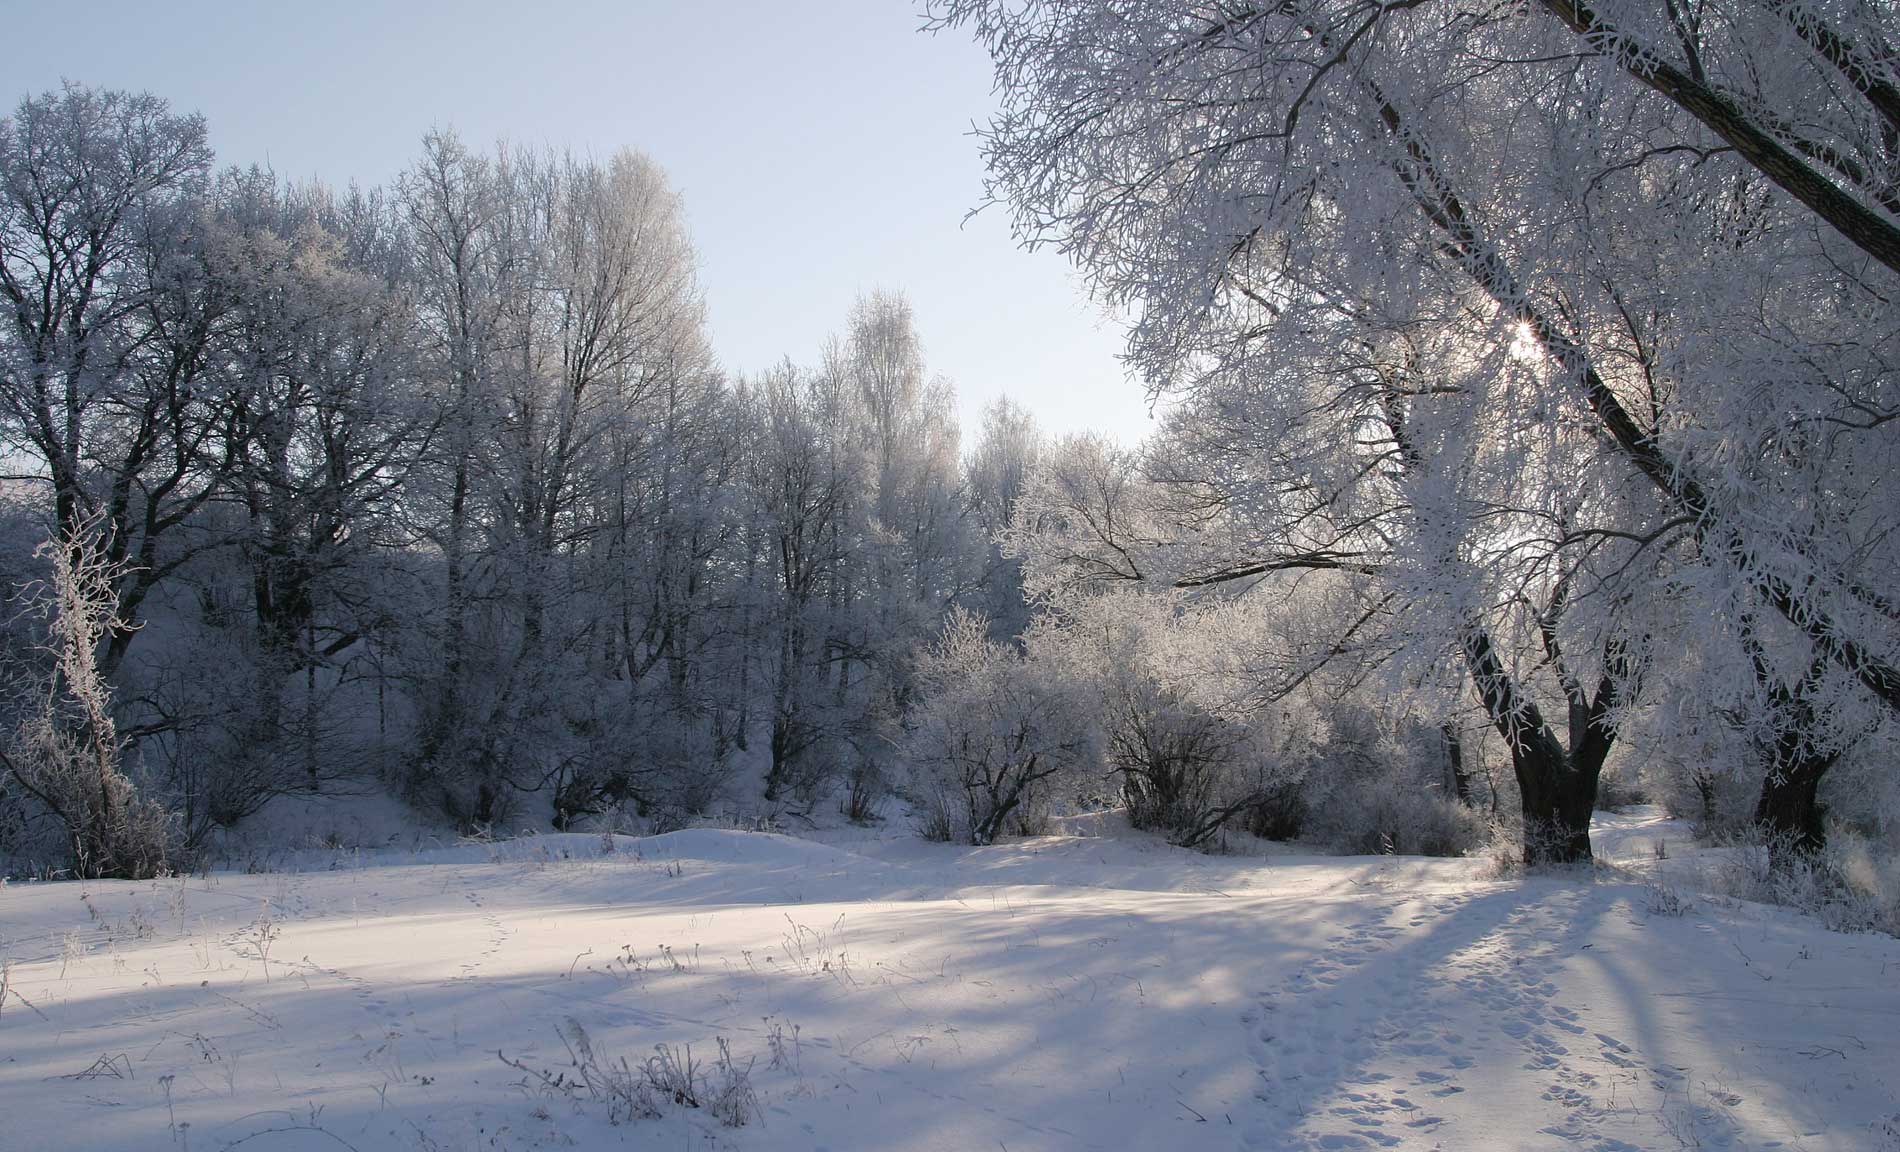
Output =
[
  {"x1": 1036, "y1": 590, "x2": 1312, "y2": 849},
  {"x1": 1305, "y1": 770, "x2": 1486, "y2": 857},
  {"x1": 1713, "y1": 826, "x2": 1899, "y2": 937},
  {"x1": 906, "y1": 609, "x2": 1093, "y2": 844},
  {"x1": 1299, "y1": 707, "x2": 1485, "y2": 857},
  {"x1": 1817, "y1": 727, "x2": 1900, "y2": 850},
  {"x1": 1241, "y1": 778, "x2": 1310, "y2": 842},
  {"x1": 1106, "y1": 680, "x2": 1264, "y2": 847},
  {"x1": 557, "y1": 691, "x2": 737, "y2": 831},
  {"x1": 117, "y1": 608, "x2": 376, "y2": 854},
  {"x1": 1625, "y1": 694, "x2": 1763, "y2": 840}
]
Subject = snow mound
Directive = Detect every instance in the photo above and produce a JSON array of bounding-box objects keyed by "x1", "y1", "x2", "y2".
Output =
[{"x1": 630, "y1": 827, "x2": 869, "y2": 870}]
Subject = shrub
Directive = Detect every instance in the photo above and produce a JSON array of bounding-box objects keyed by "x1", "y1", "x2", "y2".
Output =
[
  {"x1": 905, "y1": 609, "x2": 1092, "y2": 844},
  {"x1": 1713, "y1": 826, "x2": 1899, "y2": 936},
  {"x1": 0, "y1": 523, "x2": 174, "y2": 879},
  {"x1": 1242, "y1": 779, "x2": 1308, "y2": 842},
  {"x1": 1305, "y1": 773, "x2": 1486, "y2": 857},
  {"x1": 1106, "y1": 680, "x2": 1265, "y2": 848},
  {"x1": 1296, "y1": 705, "x2": 1485, "y2": 858}
]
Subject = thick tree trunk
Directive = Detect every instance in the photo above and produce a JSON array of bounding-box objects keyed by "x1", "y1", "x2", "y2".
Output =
[
  {"x1": 1741, "y1": 635, "x2": 1836, "y2": 858},
  {"x1": 1754, "y1": 758, "x2": 1828, "y2": 858},
  {"x1": 1463, "y1": 626, "x2": 1609, "y2": 865},
  {"x1": 1508, "y1": 731, "x2": 1596, "y2": 865}
]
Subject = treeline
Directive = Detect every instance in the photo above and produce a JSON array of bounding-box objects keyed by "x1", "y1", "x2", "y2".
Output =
[
  {"x1": 10, "y1": 63, "x2": 1897, "y2": 886},
  {"x1": 0, "y1": 85, "x2": 1045, "y2": 871}
]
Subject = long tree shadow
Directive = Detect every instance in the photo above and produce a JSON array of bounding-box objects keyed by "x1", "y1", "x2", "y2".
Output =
[
  {"x1": 0, "y1": 856, "x2": 1472, "y2": 1152},
  {"x1": 7, "y1": 844, "x2": 1883, "y2": 1152}
]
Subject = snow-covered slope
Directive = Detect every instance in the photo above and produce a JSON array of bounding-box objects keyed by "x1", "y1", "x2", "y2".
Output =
[{"x1": 1, "y1": 813, "x2": 1895, "y2": 1151}]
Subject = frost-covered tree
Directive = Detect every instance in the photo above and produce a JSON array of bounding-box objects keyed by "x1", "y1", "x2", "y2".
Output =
[
  {"x1": 966, "y1": 398, "x2": 1045, "y2": 635},
  {"x1": 397, "y1": 130, "x2": 517, "y2": 792},
  {"x1": 192, "y1": 174, "x2": 426, "y2": 798},
  {"x1": 393, "y1": 136, "x2": 715, "y2": 826},
  {"x1": 0, "y1": 82, "x2": 1029, "y2": 848},
  {"x1": 932, "y1": 0, "x2": 1900, "y2": 858},
  {"x1": 907, "y1": 608, "x2": 1094, "y2": 843},
  {"x1": 0, "y1": 85, "x2": 225, "y2": 677},
  {"x1": 741, "y1": 361, "x2": 858, "y2": 803}
]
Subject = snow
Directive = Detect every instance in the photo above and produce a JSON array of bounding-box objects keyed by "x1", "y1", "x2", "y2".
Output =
[{"x1": 2, "y1": 811, "x2": 1897, "y2": 1151}]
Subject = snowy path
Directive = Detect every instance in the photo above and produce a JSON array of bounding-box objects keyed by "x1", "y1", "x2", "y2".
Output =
[
  {"x1": 1240, "y1": 885, "x2": 1674, "y2": 1151},
  {"x1": 1, "y1": 817, "x2": 1896, "y2": 1151}
]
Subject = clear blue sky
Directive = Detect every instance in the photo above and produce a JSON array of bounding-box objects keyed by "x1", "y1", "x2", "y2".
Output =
[{"x1": 3, "y1": 0, "x2": 1157, "y2": 444}]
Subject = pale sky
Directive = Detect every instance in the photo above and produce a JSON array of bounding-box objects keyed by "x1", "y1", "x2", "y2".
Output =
[{"x1": 3, "y1": 0, "x2": 1158, "y2": 445}]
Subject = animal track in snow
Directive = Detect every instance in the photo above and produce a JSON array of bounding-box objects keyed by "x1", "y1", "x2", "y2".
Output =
[{"x1": 1236, "y1": 886, "x2": 1740, "y2": 1152}]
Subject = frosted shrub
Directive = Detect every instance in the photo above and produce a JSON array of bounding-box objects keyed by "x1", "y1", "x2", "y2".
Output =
[
  {"x1": 836, "y1": 687, "x2": 899, "y2": 824},
  {"x1": 840, "y1": 756, "x2": 888, "y2": 824},
  {"x1": 906, "y1": 609, "x2": 1092, "y2": 844},
  {"x1": 1640, "y1": 727, "x2": 1759, "y2": 841},
  {"x1": 0, "y1": 523, "x2": 174, "y2": 879},
  {"x1": 1300, "y1": 707, "x2": 1484, "y2": 858},
  {"x1": 1036, "y1": 590, "x2": 1311, "y2": 850},
  {"x1": 1306, "y1": 773, "x2": 1486, "y2": 857},
  {"x1": 1107, "y1": 680, "x2": 1269, "y2": 848},
  {"x1": 1715, "y1": 827, "x2": 1899, "y2": 937},
  {"x1": 544, "y1": 689, "x2": 738, "y2": 832},
  {"x1": 1242, "y1": 779, "x2": 1309, "y2": 842},
  {"x1": 127, "y1": 619, "x2": 374, "y2": 853}
]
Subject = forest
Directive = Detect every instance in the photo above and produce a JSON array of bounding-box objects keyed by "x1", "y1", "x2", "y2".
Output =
[
  {"x1": 4, "y1": 4, "x2": 1900, "y2": 1150},
  {"x1": 2, "y1": 0, "x2": 1898, "y2": 908}
]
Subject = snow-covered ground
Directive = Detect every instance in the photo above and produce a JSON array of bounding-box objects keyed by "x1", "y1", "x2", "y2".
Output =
[{"x1": 2, "y1": 810, "x2": 1897, "y2": 1151}]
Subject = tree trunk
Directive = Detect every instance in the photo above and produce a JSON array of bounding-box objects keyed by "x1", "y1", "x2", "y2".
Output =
[
  {"x1": 1463, "y1": 625, "x2": 1607, "y2": 865},
  {"x1": 1741, "y1": 634, "x2": 1836, "y2": 858},
  {"x1": 1444, "y1": 723, "x2": 1473, "y2": 806},
  {"x1": 1508, "y1": 729, "x2": 1596, "y2": 865},
  {"x1": 1754, "y1": 759, "x2": 1827, "y2": 859}
]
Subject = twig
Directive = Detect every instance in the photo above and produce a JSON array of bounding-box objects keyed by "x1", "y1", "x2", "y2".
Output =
[
  {"x1": 5, "y1": 984, "x2": 51, "y2": 1021},
  {"x1": 64, "y1": 1053, "x2": 133, "y2": 1080},
  {"x1": 220, "y1": 1125, "x2": 363, "y2": 1151}
]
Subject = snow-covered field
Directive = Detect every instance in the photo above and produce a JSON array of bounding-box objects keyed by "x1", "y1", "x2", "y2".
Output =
[{"x1": 2, "y1": 810, "x2": 1896, "y2": 1152}]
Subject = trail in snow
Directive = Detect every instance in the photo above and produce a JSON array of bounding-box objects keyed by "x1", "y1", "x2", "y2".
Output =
[{"x1": 1235, "y1": 849, "x2": 1848, "y2": 1152}]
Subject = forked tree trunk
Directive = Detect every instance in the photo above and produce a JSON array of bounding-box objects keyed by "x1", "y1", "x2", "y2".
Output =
[
  {"x1": 1464, "y1": 626, "x2": 1622, "y2": 865},
  {"x1": 1503, "y1": 722, "x2": 1598, "y2": 865}
]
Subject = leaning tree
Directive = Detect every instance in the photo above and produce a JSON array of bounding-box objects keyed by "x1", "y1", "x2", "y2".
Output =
[{"x1": 932, "y1": 0, "x2": 1900, "y2": 859}]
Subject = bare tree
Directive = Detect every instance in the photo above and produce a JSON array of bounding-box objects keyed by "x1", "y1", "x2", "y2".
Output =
[{"x1": 0, "y1": 85, "x2": 228, "y2": 678}]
